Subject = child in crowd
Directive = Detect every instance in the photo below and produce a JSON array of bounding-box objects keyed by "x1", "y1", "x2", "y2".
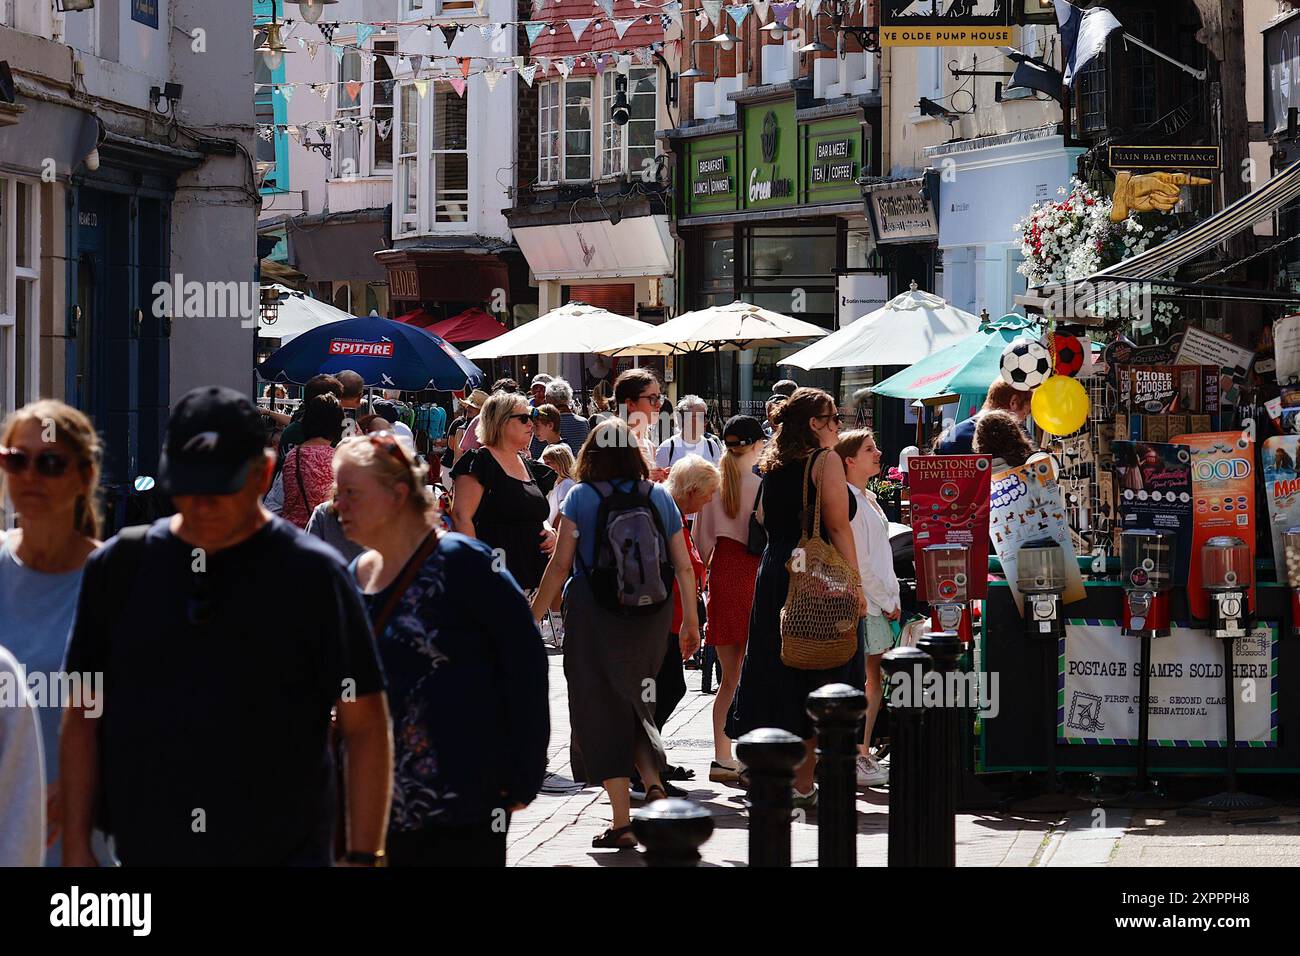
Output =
[{"x1": 835, "y1": 429, "x2": 901, "y2": 789}]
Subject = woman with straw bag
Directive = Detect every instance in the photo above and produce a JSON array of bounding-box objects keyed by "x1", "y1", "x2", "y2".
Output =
[{"x1": 726, "y1": 388, "x2": 866, "y2": 808}]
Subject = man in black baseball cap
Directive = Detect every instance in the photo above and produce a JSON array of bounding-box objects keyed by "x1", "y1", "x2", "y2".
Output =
[
  {"x1": 62, "y1": 386, "x2": 393, "y2": 867},
  {"x1": 722, "y1": 414, "x2": 766, "y2": 449}
]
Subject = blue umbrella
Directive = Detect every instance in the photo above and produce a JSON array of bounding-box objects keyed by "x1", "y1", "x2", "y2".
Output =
[{"x1": 257, "y1": 315, "x2": 485, "y2": 391}]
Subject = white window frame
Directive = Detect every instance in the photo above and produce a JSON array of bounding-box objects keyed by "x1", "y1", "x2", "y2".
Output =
[
  {"x1": 333, "y1": 46, "x2": 364, "y2": 179},
  {"x1": 600, "y1": 68, "x2": 657, "y2": 182},
  {"x1": 538, "y1": 81, "x2": 561, "y2": 184},
  {"x1": 396, "y1": 84, "x2": 420, "y2": 235},
  {"x1": 912, "y1": 46, "x2": 945, "y2": 121},
  {"x1": 0, "y1": 177, "x2": 40, "y2": 422},
  {"x1": 406, "y1": 0, "x2": 478, "y2": 18},
  {"x1": 332, "y1": 40, "x2": 398, "y2": 180},
  {"x1": 537, "y1": 77, "x2": 592, "y2": 184},
  {"x1": 393, "y1": 82, "x2": 474, "y2": 236}
]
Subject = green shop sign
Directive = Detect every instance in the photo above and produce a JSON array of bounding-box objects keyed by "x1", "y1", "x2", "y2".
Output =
[
  {"x1": 685, "y1": 135, "x2": 740, "y2": 216},
  {"x1": 742, "y1": 100, "x2": 796, "y2": 209},
  {"x1": 801, "y1": 116, "x2": 864, "y2": 205}
]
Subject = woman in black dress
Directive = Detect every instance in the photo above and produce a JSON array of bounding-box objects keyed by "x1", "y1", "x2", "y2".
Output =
[
  {"x1": 450, "y1": 392, "x2": 557, "y2": 591},
  {"x1": 727, "y1": 387, "x2": 866, "y2": 807}
]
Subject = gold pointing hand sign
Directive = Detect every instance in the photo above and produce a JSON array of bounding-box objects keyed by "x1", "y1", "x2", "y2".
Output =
[{"x1": 1110, "y1": 170, "x2": 1212, "y2": 221}]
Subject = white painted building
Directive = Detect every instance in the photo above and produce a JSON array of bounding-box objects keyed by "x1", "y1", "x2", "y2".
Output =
[{"x1": 0, "y1": 0, "x2": 257, "y2": 521}]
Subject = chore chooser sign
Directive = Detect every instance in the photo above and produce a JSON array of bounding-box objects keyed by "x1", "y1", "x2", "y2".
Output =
[
  {"x1": 329, "y1": 338, "x2": 394, "y2": 357},
  {"x1": 1109, "y1": 145, "x2": 1221, "y2": 170}
]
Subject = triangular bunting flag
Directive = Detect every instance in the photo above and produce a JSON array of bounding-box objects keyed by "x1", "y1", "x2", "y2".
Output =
[
  {"x1": 295, "y1": 36, "x2": 306, "y2": 49},
  {"x1": 634, "y1": 45, "x2": 653, "y2": 65},
  {"x1": 753, "y1": 0, "x2": 770, "y2": 22},
  {"x1": 439, "y1": 24, "x2": 459, "y2": 50},
  {"x1": 331, "y1": 44, "x2": 345, "y2": 63},
  {"x1": 537, "y1": 55, "x2": 551, "y2": 75},
  {"x1": 376, "y1": 119, "x2": 393, "y2": 140},
  {"x1": 596, "y1": 0, "x2": 615, "y2": 18},
  {"x1": 612, "y1": 18, "x2": 636, "y2": 39},
  {"x1": 451, "y1": 76, "x2": 467, "y2": 97},
  {"x1": 279, "y1": 84, "x2": 296, "y2": 104},
  {"x1": 356, "y1": 24, "x2": 377, "y2": 47},
  {"x1": 378, "y1": 78, "x2": 395, "y2": 99},
  {"x1": 594, "y1": 53, "x2": 608, "y2": 74},
  {"x1": 414, "y1": 78, "x2": 429, "y2": 98},
  {"x1": 556, "y1": 56, "x2": 573, "y2": 78},
  {"x1": 513, "y1": 55, "x2": 525, "y2": 69},
  {"x1": 773, "y1": 1, "x2": 796, "y2": 25},
  {"x1": 383, "y1": 53, "x2": 397, "y2": 73},
  {"x1": 313, "y1": 83, "x2": 330, "y2": 100},
  {"x1": 484, "y1": 69, "x2": 502, "y2": 92},
  {"x1": 567, "y1": 18, "x2": 591, "y2": 41},
  {"x1": 520, "y1": 64, "x2": 538, "y2": 86},
  {"x1": 317, "y1": 22, "x2": 337, "y2": 43},
  {"x1": 457, "y1": 57, "x2": 470, "y2": 78},
  {"x1": 410, "y1": 54, "x2": 424, "y2": 72},
  {"x1": 524, "y1": 21, "x2": 546, "y2": 45},
  {"x1": 726, "y1": 4, "x2": 749, "y2": 29},
  {"x1": 345, "y1": 80, "x2": 363, "y2": 101},
  {"x1": 478, "y1": 23, "x2": 496, "y2": 41},
  {"x1": 306, "y1": 40, "x2": 319, "y2": 59},
  {"x1": 702, "y1": 0, "x2": 724, "y2": 30},
  {"x1": 662, "y1": 1, "x2": 683, "y2": 27}
]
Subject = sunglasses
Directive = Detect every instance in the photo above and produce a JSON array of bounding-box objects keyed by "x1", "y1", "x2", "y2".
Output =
[
  {"x1": 508, "y1": 409, "x2": 541, "y2": 425},
  {"x1": 0, "y1": 447, "x2": 75, "y2": 478},
  {"x1": 814, "y1": 413, "x2": 847, "y2": 425}
]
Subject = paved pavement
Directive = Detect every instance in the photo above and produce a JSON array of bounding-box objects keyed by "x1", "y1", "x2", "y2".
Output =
[{"x1": 507, "y1": 649, "x2": 1300, "y2": 866}]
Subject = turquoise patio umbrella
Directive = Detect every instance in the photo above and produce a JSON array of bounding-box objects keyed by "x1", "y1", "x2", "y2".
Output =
[{"x1": 872, "y1": 313, "x2": 1038, "y2": 421}]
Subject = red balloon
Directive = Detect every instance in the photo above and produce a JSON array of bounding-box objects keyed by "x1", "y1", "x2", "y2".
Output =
[{"x1": 1051, "y1": 333, "x2": 1085, "y2": 378}]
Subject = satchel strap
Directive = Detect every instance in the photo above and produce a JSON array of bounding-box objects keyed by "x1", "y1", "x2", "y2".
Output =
[
  {"x1": 371, "y1": 529, "x2": 442, "y2": 638},
  {"x1": 800, "y1": 449, "x2": 826, "y2": 541}
]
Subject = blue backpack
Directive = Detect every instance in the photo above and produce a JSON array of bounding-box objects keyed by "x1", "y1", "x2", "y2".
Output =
[{"x1": 577, "y1": 480, "x2": 675, "y2": 617}]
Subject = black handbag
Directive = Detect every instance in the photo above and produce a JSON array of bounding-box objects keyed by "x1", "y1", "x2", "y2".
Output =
[{"x1": 746, "y1": 481, "x2": 767, "y2": 556}]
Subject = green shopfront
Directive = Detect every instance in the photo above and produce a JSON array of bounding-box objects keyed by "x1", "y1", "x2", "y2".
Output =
[{"x1": 672, "y1": 90, "x2": 879, "y2": 422}]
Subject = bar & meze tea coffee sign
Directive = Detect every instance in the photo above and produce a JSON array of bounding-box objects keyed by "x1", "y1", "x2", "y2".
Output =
[{"x1": 810, "y1": 140, "x2": 854, "y2": 184}]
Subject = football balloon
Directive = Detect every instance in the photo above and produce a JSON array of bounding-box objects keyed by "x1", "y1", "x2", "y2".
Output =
[
  {"x1": 999, "y1": 338, "x2": 1052, "y2": 391},
  {"x1": 1051, "y1": 333, "x2": 1085, "y2": 377}
]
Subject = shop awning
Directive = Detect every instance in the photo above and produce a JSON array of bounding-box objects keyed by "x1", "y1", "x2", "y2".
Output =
[
  {"x1": 427, "y1": 308, "x2": 507, "y2": 344},
  {"x1": 1035, "y1": 158, "x2": 1300, "y2": 294},
  {"x1": 513, "y1": 216, "x2": 672, "y2": 281},
  {"x1": 287, "y1": 212, "x2": 388, "y2": 283}
]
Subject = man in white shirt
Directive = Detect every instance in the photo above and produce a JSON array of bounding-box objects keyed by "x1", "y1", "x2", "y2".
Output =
[
  {"x1": 836, "y1": 428, "x2": 900, "y2": 790},
  {"x1": 656, "y1": 395, "x2": 722, "y2": 471}
]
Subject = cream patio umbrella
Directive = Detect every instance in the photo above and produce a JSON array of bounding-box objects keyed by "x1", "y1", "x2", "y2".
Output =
[
  {"x1": 462, "y1": 302, "x2": 655, "y2": 359},
  {"x1": 780, "y1": 284, "x2": 982, "y2": 370},
  {"x1": 599, "y1": 300, "x2": 829, "y2": 356}
]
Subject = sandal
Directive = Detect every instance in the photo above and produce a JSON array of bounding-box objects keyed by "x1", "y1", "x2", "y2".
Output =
[
  {"x1": 663, "y1": 764, "x2": 696, "y2": 782},
  {"x1": 643, "y1": 784, "x2": 668, "y2": 803},
  {"x1": 592, "y1": 825, "x2": 638, "y2": 849}
]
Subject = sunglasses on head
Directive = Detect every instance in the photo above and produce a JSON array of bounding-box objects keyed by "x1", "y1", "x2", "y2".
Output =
[
  {"x1": 0, "y1": 447, "x2": 75, "y2": 478},
  {"x1": 366, "y1": 431, "x2": 410, "y2": 467}
]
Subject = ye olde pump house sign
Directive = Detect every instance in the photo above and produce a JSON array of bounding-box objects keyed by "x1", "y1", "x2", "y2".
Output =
[{"x1": 880, "y1": 0, "x2": 1013, "y2": 46}]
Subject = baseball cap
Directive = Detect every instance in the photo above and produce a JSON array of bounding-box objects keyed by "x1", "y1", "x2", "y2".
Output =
[
  {"x1": 723, "y1": 415, "x2": 766, "y2": 448},
  {"x1": 158, "y1": 386, "x2": 269, "y2": 496},
  {"x1": 531, "y1": 373, "x2": 553, "y2": 388}
]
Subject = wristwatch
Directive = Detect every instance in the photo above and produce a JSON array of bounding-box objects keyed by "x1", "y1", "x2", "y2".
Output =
[{"x1": 344, "y1": 849, "x2": 387, "y2": 867}]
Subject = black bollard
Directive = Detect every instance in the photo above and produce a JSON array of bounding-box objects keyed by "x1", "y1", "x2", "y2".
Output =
[
  {"x1": 882, "y1": 646, "x2": 933, "y2": 867},
  {"x1": 736, "y1": 728, "x2": 806, "y2": 867},
  {"x1": 632, "y1": 798, "x2": 715, "y2": 867},
  {"x1": 807, "y1": 682, "x2": 868, "y2": 868},
  {"x1": 915, "y1": 630, "x2": 961, "y2": 868}
]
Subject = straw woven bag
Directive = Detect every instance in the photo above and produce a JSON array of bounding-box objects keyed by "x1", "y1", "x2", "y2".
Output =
[{"x1": 780, "y1": 451, "x2": 862, "y2": 670}]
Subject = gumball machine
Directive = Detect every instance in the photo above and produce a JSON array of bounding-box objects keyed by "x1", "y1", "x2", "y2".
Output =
[
  {"x1": 1202, "y1": 536, "x2": 1252, "y2": 639},
  {"x1": 1285, "y1": 528, "x2": 1300, "y2": 638},
  {"x1": 1016, "y1": 539, "x2": 1068, "y2": 641},
  {"x1": 1120, "y1": 530, "x2": 1173, "y2": 640},
  {"x1": 1117, "y1": 529, "x2": 1174, "y2": 803},
  {"x1": 1190, "y1": 535, "x2": 1273, "y2": 814},
  {"x1": 921, "y1": 543, "x2": 972, "y2": 642}
]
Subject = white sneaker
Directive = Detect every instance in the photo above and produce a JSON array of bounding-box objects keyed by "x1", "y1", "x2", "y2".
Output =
[{"x1": 856, "y1": 755, "x2": 889, "y2": 788}]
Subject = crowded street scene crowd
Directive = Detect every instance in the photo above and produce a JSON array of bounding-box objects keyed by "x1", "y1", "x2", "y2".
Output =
[{"x1": 0, "y1": 365, "x2": 1041, "y2": 867}]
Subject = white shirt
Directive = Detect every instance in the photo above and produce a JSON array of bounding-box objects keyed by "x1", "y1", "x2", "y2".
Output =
[
  {"x1": 656, "y1": 433, "x2": 723, "y2": 470},
  {"x1": 848, "y1": 485, "x2": 900, "y2": 617},
  {"x1": 547, "y1": 476, "x2": 576, "y2": 527}
]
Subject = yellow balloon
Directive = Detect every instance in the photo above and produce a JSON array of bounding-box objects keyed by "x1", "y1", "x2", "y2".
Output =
[{"x1": 1031, "y1": 375, "x2": 1090, "y2": 436}]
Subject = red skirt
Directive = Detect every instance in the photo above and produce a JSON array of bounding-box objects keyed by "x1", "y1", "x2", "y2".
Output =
[{"x1": 704, "y1": 536, "x2": 760, "y2": 647}]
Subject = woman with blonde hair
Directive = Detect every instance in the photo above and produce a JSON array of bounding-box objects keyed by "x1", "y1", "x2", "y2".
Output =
[
  {"x1": 0, "y1": 400, "x2": 104, "y2": 862},
  {"x1": 726, "y1": 388, "x2": 865, "y2": 807},
  {"x1": 335, "y1": 430, "x2": 549, "y2": 865},
  {"x1": 530, "y1": 418, "x2": 701, "y2": 849},
  {"x1": 692, "y1": 415, "x2": 766, "y2": 783},
  {"x1": 450, "y1": 391, "x2": 557, "y2": 592},
  {"x1": 539, "y1": 443, "x2": 576, "y2": 527}
]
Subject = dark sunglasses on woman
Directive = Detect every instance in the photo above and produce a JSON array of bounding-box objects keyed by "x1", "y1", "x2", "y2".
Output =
[
  {"x1": 0, "y1": 447, "x2": 74, "y2": 478},
  {"x1": 508, "y1": 409, "x2": 540, "y2": 425}
]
